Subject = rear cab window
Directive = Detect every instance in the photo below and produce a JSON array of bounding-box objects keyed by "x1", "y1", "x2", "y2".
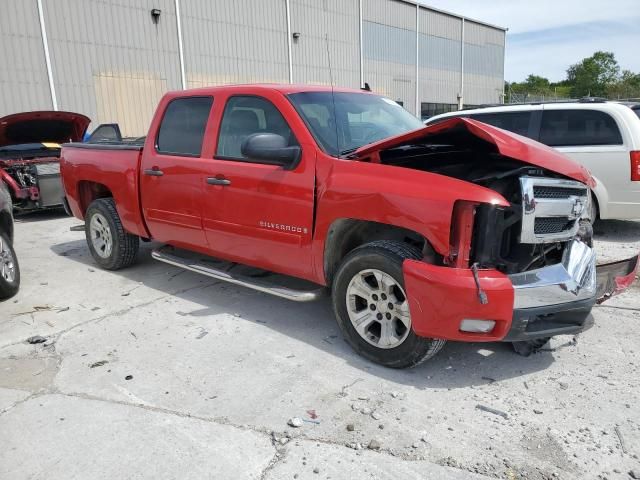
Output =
[
  {"x1": 156, "y1": 96, "x2": 213, "y2": 156},
  {"x1": 216, "y1": 96, "x2": 298, "y2": 160},
  {"x1": 539, "y1": 109, "x2": 623, "y2": 146}
]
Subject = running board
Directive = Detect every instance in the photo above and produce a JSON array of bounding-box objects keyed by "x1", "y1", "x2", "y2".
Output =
[
  {"x1": 152, "y1": 245, "x2": 326, "y2": 302},
  {"x1": 69, "y1": 224, "x2": 85, "y2": 232}
]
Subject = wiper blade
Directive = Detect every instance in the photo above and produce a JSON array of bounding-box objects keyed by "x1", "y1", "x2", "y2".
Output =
[{"x1": 338, "y1": 146, "x2": 360, "y2": 158}]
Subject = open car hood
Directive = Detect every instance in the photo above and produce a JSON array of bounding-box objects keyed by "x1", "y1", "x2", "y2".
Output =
[
  {"x1": 354, "y1": 117, "x2": 595, "y2": 187},
  {"x1": 0, "y1": 111, "x2": 90, "y2": 148}
]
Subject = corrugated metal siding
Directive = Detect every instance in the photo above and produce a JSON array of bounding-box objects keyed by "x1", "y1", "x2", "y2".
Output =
[
  {"x1": 289, "y1": 0, "x2": 360, "y2": 87},
  {"x1": 0, "y1": 0, "x2": 52, "y2": 116},
  {"x1": 463, "y1": 21, "x2": 505, "y2": 106},
  {"x1": 418, "y1": 8, "x2": 461, "y2": 104},
  {"x1": 362, "y1": 1, "x2": 416, "y2": 114},
  {"x1": 42, "y1": 0, "x2": 182, "y2": 136},
  {"x1": 181, "y1": 0, "x2": 289, "y2": 88}
]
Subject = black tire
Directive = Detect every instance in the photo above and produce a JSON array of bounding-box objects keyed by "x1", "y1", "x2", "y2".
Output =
[
  {"x1": 0, "y1": 231, "x2": 20, "y2": 300},
  {"x1": 85, "y1": 198, "x2": 139, "y2": 270},
  {"x1": 589, "y1": 191, "x2": 599, "y2": 224},
  {"x1": 332, "y1": 240, "x2": 446, "y2": 368}
]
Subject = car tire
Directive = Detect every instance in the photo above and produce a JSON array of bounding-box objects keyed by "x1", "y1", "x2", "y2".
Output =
[
  {"x1": 0, "y1": 231, "x2": 20, "y2": 300},
  {"x1": 332, "y1": 240, "x2": 446, "y2": 369},
  {"x1": 85, "y1": 198, "x2": 139, "y2": 270}
]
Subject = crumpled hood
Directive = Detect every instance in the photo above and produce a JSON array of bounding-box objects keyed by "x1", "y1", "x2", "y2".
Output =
[
  {"x1": 354, "y1": 117, "x2": 595, "y2": 187},
  {"x1": 0, "y1": 111, "x2": 90, "y2": 148}
]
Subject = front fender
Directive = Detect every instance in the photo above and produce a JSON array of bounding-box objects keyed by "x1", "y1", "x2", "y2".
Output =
[{"x1": 311, "y1": 157, "x2": 508, "y2": 281}]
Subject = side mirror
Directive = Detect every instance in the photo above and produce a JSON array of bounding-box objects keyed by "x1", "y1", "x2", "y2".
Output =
[{"x1": 241, "y1": 133, "x2": 301, "y2": 170}]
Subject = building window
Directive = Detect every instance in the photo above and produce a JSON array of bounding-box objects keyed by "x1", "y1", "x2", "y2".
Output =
[{"x1": 421, "y1": 103, "x2": 457, "y2": 121}]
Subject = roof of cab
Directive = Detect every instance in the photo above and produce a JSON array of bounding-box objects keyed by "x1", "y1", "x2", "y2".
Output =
[{"x1": 162, "y1": 83, "x2": 373, "y2": 99}]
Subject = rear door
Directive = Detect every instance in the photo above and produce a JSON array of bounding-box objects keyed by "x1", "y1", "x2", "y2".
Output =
[
  {"x1": 140, "y1": 96, "x2": 214, "y2": 250},
  {"x1": 201, "y1": 92, "x2": 316, "y2": 280},
  {"x1": 538, "y1": 107, "x2": 629, "y2": 217}
]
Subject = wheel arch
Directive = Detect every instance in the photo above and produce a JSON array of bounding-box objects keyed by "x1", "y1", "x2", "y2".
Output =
[
  {"x1": 77, "y1": 181, "x2": 113, "y2": 216},
  {"x1": 323, "y1": 218, "x2": 439, "y2": 285}
]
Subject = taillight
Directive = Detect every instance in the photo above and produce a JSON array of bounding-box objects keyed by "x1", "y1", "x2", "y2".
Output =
[{"x1": 631, "y1": 151, "x2": 640, "y2": 181}]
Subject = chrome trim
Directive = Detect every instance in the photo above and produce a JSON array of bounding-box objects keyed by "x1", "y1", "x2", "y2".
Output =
[
  {"x1": 510, "y1": 240, "x2": 596, "y2": 309},
  {"x1": 520, "y1": 176, "x2": 590, "y2": 244},
  {"x1": 152, "y1": 246, "x2": 325, "y2": 302}
]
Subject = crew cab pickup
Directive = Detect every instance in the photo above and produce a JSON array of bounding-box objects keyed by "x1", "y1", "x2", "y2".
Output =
[{"x1": 60, "y1": 85, "x2": 638, "y2": 368}]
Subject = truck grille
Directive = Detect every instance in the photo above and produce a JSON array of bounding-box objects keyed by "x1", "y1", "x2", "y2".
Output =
[
  {"x1": 533, "y1": 186, "x2": 587, "y2": 199},
  {"x1": 520, "y1": 177, "x2": 589, "y2": 244},
  {"x1": 534, "y1": 217, "x2": 575, "y2": 235}
]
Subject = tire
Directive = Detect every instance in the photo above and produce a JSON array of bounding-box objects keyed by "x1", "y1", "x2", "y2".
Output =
[
  {"x1": 85, "y1": 198, "x2": 139, "y2": 270},
  {"x1": 332, "y1": 240, "x2": 446, "y2": 368},
  {"x1": 0, "y1": 231, "x2": 20, "y2": 300},
  {"x1": 589, "y1": 191, "x2": 599, "y2": 224}
]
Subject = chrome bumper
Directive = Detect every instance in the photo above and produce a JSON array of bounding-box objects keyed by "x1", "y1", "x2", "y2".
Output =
[{"x1": 509, "y1": 240, "x2": 596, "y2": 309}]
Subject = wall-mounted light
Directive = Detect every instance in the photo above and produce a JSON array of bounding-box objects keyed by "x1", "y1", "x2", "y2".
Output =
[
  {"x1": 151, "y1": 8, "x2": 161, "y2": 24},
  {"x1": 292, "y1": 32, "x2": 301, "y2": 41}
]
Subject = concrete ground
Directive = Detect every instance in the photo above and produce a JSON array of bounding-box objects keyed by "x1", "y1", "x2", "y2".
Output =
[{"x1": 1, "y1": 211, "x2": 639, "y2": 480}]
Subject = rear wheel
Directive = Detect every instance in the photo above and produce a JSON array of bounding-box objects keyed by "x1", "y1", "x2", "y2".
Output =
[
  {"x1": 332, "y1": 240, "x2": 446, "y2": 368},
  {"x1": 0, "y1": 231, "x2": 20, "y2": 300},
  {"x1": 85, "y1": 198, "x2": 139, "y2": 270}
]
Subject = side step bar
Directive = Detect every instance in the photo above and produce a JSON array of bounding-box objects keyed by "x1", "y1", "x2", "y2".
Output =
[{"x1": 152, "y1": 245, "x2": 326, "y2": 302}]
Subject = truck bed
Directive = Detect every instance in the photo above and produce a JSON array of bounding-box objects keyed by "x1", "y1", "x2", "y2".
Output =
[{"x1": 60, "y1": 142, "x2": 148, "y2": 238}]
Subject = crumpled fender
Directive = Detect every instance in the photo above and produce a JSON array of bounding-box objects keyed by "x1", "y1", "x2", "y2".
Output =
[
  {"x1": 596, "y1": 254, "x2": 639, "y2": 304},
  {"x1": 312, "y1": 155, "x2": 509, "y2": 277}
]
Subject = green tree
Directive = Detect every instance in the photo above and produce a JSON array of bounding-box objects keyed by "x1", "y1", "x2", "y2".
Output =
[
  {"x1": 566, "y1": 51, "x2": 620, "y2": 97},
  {"x1": 607, "y1": 70, "x2": 640, "y2": 98}
]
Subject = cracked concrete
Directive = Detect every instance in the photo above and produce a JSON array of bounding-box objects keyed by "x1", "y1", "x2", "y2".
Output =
[{"x1": 1, "y1": 211, "x2": 639, "y2": 479}]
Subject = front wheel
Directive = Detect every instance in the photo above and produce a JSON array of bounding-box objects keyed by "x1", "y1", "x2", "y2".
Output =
[
  {"x1": 0, "y1": 231, "x2": 20, "y2": 300},
  {"x1": 332, "y1": 240, "x2": 446, "y2": 368},
  {"x1": 85, "y1": 198, "x2": 139, "y2": 270}
]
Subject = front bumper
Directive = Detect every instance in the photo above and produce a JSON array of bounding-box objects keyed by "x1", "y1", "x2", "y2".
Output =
[{"x1": 403, "y1": 242, "x2": 638, "y2": 343}]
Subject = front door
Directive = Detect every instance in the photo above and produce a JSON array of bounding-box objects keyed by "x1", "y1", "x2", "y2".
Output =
[
  {"x1": 201, "y1": 94, "x2": 316, "y2": 281},
  {"x1": 140, "y1": 96, "x2": 214, "y2": 251}
]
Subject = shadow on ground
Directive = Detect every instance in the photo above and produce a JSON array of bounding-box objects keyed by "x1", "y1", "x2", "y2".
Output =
[
  {"x1": 14, "y1": 208, "x2": 68, "y2": 223},
  {"x1": 594, "y1": 219, "x2": 640, "y2": 242},
  {"x1": 50, "y1": 238, "x2": 556, "y2": 390}
]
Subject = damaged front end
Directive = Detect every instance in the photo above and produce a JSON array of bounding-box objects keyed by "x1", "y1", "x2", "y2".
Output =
[
  {"x1": 0, "y1": 111, "x2": 89, "y2": 211},
  {"x1": 359, "y1": 118, "x2": 638, "y2": 342}
]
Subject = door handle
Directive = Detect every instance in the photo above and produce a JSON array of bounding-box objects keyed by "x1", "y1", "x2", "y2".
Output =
[
  {"x1": 144, "y1": 167, "x2": 164, "y2": 176},
  {"x1": 207, "y1": 177, "x2": 231, "y2": 186}
]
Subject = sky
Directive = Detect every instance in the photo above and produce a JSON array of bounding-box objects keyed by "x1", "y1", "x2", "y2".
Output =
[{"x1": 420, "y1": 0, "x2": 640, "y2": 82}]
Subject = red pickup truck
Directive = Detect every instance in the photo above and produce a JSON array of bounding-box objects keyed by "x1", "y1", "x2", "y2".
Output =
[{"x1": 60, "y1": 84, "x2": 638, "y2": 368}]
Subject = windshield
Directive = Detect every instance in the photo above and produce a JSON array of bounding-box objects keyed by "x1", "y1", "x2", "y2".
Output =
[
  {"x1": 633, "y1": 107, "x2": 640, "y2": 120},
  {"x1": 287, "y1": 92, "x2": 424, "y2": 156}
]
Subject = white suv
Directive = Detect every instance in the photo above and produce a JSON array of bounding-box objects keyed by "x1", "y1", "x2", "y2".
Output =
[{"x1": 426, "y1": 101, "x2": 640, "y2": 220}]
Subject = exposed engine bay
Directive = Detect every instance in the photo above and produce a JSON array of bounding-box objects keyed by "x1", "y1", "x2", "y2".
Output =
[
  {"x1": 378, "y1": 142, "x2": 592, "y2": 275},
  {"x1": 0, "y1": 147, "x2": 64, "y2": 210}
]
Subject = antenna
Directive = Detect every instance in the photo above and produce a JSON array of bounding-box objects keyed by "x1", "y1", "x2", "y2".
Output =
[{"x1": 324, "y1": 33, "x2": 340, "y2": 155}]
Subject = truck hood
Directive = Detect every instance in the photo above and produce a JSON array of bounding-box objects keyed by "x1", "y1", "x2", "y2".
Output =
[
  {"x1": 0, "y1": 111, "x2": 90, "y2": 148},
  {"x1": 354, "y1": 117, "x2": 595, "y2": 187}
]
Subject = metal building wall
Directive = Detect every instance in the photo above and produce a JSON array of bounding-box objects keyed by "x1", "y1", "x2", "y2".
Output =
[
  {"x1": 289, "y1": 0, "x2": 360, "y2": 88},
  {"x1": 180, "y1": 0, "x2": 289, "y2": 88},
  {"x1": 418, "y1": 9, "x2": 462, "y2": 107},
  {"x1": 41, "y1": 0, "x2": 182, "y2": 136},
  {"x1": 0, "y1": 1, "x2": 52, "y2": 116},
  {"x1": 463, "y1": 20, "x2": 505, "y2": 106},
  {"x1": 363, "y1": 0, "x2": 417, "y2": 114}
]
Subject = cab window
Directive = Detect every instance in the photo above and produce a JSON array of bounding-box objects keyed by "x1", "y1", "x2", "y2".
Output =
[
  {"x1": 216, "y1": 96, "x2": 297, "y2": 159},
  {"x1": 156, "y1": 96, "x2": 213, "y2": 156}
]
